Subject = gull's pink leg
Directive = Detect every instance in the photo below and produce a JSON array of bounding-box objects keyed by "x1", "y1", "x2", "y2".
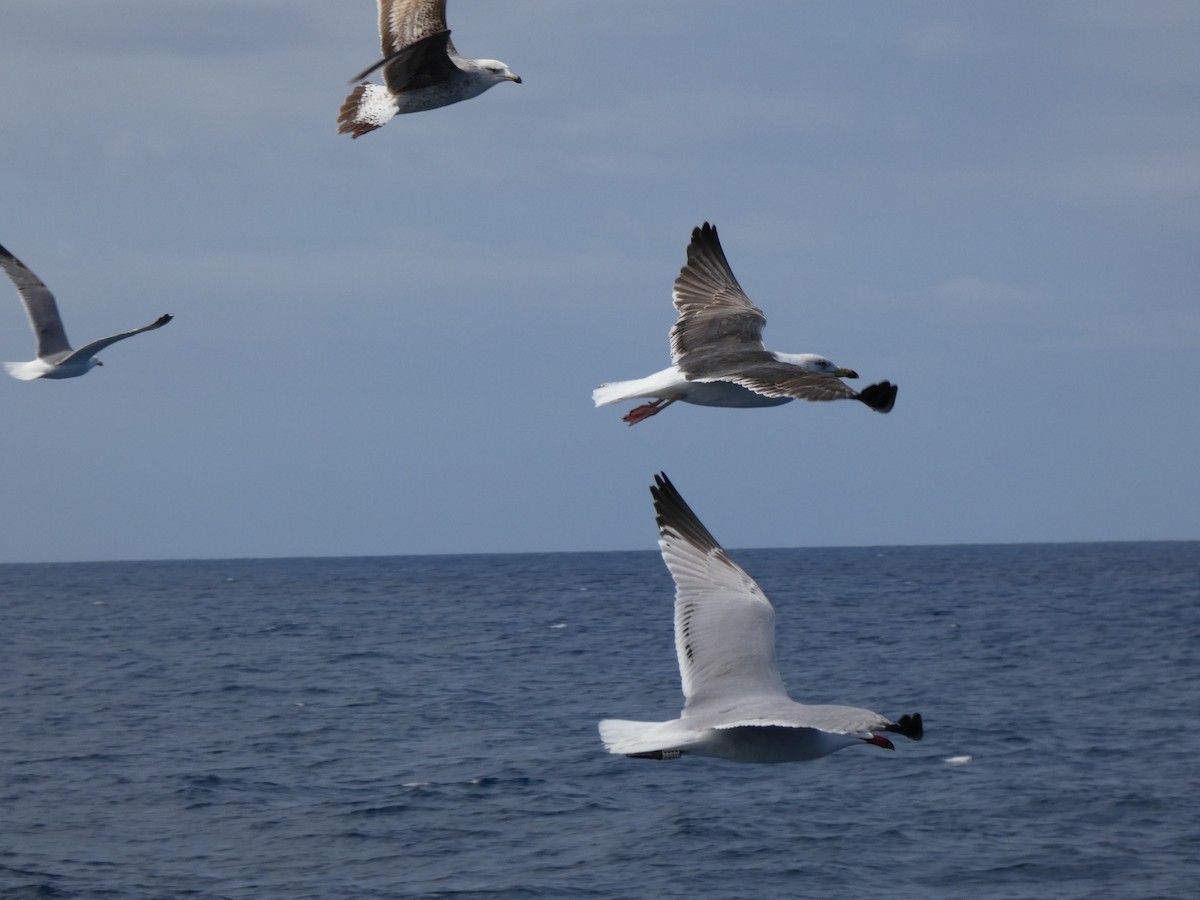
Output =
[{"x1": 622, "y1": 395, "x2": 682, "y2": 426}]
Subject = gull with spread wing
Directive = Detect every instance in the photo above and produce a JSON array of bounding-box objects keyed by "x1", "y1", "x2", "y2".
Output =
[
  {"x1": 338, "y1": 0, "x2": 521, "y2": 138},
  {"x1": 594, "y1": 223, "x2": 898, "y2": 424},
  {"x1": 599, "y1": 473, "x2": 923, "y2": 763},
  {"x1": 1, "y1": 243, "x2": 172, "y2": 381}
]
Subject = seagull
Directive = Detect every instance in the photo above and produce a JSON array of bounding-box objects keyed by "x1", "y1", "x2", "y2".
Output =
[
  {"x1": 593, "y1": 223, "x2": 898, "y2": 425},
  {"x1": 598, "y1": 473, "x2": 923, "y2": 764},
  {"x1": 338, "y1": 0, "x2": 521, "y2": 138},
  {"x1": 1, "y1": 243, "x2": 173, "y2": 380}
]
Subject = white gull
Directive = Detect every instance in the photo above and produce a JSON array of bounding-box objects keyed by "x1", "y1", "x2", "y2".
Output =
[
  {"x1": 599, "y1": 473, "x2": 923, "y2": 763},
  {"x1": 1, "y1": 243, "x2": 172, "y2": 381},
  {"x1": 593, "y1": 223, "x2": 898, "y2": 425},
  {"x1": 338, "y1": 0, "x2": 521, "y2": 138}
]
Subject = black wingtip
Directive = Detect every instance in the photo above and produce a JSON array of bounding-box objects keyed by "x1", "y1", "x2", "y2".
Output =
[
  {"x1": 650, "y1": 472, "x2": 722, "y2": 554},
  {"x1": 858, "y1": 380, "x2": 898, "y2": 413},
  {"x1": 691, "y1": 221, "x2": 720, "y2": 251},
  {"x1": 887, "y1": 712, "x2": 923, "y2": 741},
  {"x1": 650, "y1": 472, "x2": 684, "y2": 525},
  {"x1": 625, "y1": 749, "x2": 682, "y2": 760}
]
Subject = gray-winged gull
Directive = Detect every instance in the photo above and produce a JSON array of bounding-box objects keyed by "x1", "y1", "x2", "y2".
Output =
[
  {"x1": 593, "y1": 223, "x2": 898, "y2": 424},
  {"x1": 1, "y1": 243, "x2": 172, "y2": 380},
  {"x1": 598, "y1": 473, "x2": 923, "y2": 763},
  {"x1": 338, "y1": 0, "x2": 521, "y2": 138}
]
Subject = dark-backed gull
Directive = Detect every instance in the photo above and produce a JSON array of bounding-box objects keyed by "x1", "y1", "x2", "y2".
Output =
[
  {"x1": 593, "y1": 223, "x2": 898, "y2": 424},
  {"x1": 1, "y1": 244, "x2": 172, "y2": 381},
  {"x1": 338, "y1": 0, "x2": 521, "y2": 138},
  {"x1": 598, "y1": 473, "x2": 923, "y2": 764}
]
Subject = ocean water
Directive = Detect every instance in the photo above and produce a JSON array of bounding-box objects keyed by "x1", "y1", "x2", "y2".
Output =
[{"x1": 1, "y1": 542, "x2": 1197, "y2": 899}]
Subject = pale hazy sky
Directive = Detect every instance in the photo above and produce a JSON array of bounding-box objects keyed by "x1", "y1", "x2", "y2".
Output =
[{"x1": 1, "y1": 1, "x2": 1197, "y2": 563}]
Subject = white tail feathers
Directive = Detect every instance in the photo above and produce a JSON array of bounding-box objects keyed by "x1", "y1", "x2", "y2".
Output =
[
  {"x1": 592, "y1": 381, "x2": 633, "y2": 407},
  {"x1": 4, "y1": 360, "x2": 48, "y2": 380},
  {"x1": 592, "y1": 367, "x2": 688, "y2": 408}
]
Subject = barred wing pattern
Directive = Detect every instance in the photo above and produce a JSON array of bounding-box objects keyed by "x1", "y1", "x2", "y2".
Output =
[
  {"x1": 669, "y1": 222, "x2": 768, "y2": 372},
  {"x1": 379, "y1": 0, "x2": 459, "y2": 61}
]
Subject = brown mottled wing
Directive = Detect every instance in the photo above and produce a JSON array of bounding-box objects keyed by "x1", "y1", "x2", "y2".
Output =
[
  {"x1": 379, "y1": 0, "x2": 459, "y2": 59},
  {"x1": 0, "y1": 243, "x2": 72, "y2": 357},
  {"x1": 669, "y1": 223, "x2": 769, "y2": 376}
]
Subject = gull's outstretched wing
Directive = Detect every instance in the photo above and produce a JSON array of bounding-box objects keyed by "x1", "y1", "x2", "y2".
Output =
[
  {"x1": 379, "y1": 0, "x2": 459, "y2": 61},
  {"x1": 350, "y1": 0, "x2": 460, "y2": 84},
  {"x1": 708, "y1": 705, "x2": 922, "y2": 744},
  {"x1": 669, "y1": 223, "x2": 770, "y2": 374},
  {"x1": 720, "y1": 361, "x2": 897, "y2": 411},
  {"x1": 0, "y1": 243, "x2": 72, "y2": 358},
  {"x1": 720, "y1": 360, "x2": 862, "y2": 402},
  {"x1": 651, "y1": 473, "x2": 790, "y2": 715},
  {"x1": 64, "y1": 314, "x2": 173, "y2": 365}
]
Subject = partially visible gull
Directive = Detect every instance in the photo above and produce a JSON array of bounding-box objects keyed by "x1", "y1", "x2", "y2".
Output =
[
  {"x1": 1, "y1": 243, "x2": 172, "y2": 381},
  {"x1": 338, "y1": 0, "x2": 521, "y2": 138},
  {"x1": 598, "y1": 473, "x2": 924, "y2": 764},
  {"x1": 593, "y1": 223, "x2": 898, "y2": 425}
]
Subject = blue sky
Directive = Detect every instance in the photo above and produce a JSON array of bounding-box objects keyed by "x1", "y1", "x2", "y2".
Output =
[{"x1": 0, "y1": 1, "x2": 1197, "y2": 563}]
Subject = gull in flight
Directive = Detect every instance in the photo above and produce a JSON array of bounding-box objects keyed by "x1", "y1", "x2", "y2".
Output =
[
  {"x1": 338, "y1": 0, "x2": 521, "y2": 138},
  {"x1": 1, "y1": 243, "x2": 172, "y2": 381},
  {"x1": 593, "y1": 223, "x2": 898, "y2": 425},
  {"x1": 599, "y1": 473, "x2": 923, "y2": 764}
]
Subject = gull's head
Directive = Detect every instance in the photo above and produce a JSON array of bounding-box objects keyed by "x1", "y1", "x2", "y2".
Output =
[
  {"x1": 478, "y1": 59, "x2": 521, "y2": 85},
  {"x1": 773, "y1": 352, "x2": 857, "y2": 379},
  {"x1": 93, "y1": 359, "x2": 104, "y2": 369}
]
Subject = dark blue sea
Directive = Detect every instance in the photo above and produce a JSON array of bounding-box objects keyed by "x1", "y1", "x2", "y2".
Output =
[{"x1": 2, "y1": 543, "x2": 1197, "y2": 899}]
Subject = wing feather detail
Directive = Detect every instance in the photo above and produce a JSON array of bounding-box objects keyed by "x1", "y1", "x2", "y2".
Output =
[
  {"x1": 379, "y1": 0, "x2": 455, "y2": 58},
  {"x1": 651, "y1": 474, "x2": 789, "y2": 714},
  {"x1": 0, "y1": 243, "x2": 72, "y2": 358},
  {"x1": 669, "y1": 223, "x2": 768, "y2": 372}
]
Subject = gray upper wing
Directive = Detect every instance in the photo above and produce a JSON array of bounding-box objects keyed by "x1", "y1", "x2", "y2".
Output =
[
  {"x1": 64, "y1": 314, "x2": 173, "y2": 365},
  {"x1": 669, "y1": 223, "x2": 768, "y2": 374},
  {"x1": 0, "y1": 243, "x2": 72, "y2": 358},
  {"x1": 717, "y1": 360, "x2": 861, "y2": 401}
]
